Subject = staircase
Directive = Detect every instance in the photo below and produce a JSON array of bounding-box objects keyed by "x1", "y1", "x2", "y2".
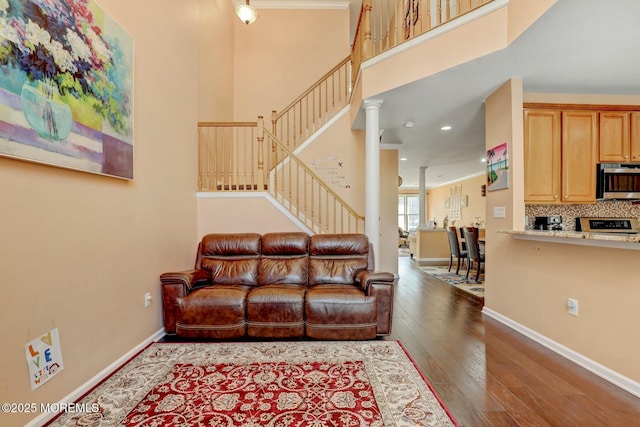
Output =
[
  {"x1": 197, "y1": 0, "x2": 496, "y2": 234},
  {"x1": 197, "y1": 56, "x2": 363, "y2": 234}
]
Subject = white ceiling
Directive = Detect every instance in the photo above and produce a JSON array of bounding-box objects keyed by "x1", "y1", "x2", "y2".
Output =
[{"x1": 355, "y1": 0, "x2": 640, "y2": 188}]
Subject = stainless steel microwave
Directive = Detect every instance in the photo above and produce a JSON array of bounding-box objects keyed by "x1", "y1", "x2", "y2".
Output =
[{"x1": 596, "y1": 163, "x2": 640, "y2": 200}]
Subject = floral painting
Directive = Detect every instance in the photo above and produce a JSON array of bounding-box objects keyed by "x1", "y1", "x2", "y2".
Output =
[
  {"x1": 0, "y1": 0, "x2": 133, "y2": 179},
  {"x1": 486, "y1": 142, "x2": 509, "y2": 191}
]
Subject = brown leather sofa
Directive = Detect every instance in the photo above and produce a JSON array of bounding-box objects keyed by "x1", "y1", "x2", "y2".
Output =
[{"x1": 160, "y1": 232, "x2": 395, "y2": 340}]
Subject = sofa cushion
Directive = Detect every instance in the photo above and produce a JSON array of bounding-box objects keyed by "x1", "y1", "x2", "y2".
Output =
[
  {"x1": 247, "y1": 284, "x2": 306, "y2": 338},
  {"x1": 305, "y1": 284, "x2": 377, "y2": 340},
  {"x1": 175, "y1": 285, "x2": 249, "y2": 339},
  {"x1": 309, "y1": 234, "x2": 369, "y2": 285},
  {"x1": 258, "y1": 232, "x2": 309, "y2": 285},
  {"x1": 198, "y1": 233, "x2": 261, "y2": 286}
]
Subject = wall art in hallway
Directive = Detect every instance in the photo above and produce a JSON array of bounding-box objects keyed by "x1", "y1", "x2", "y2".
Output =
[{"x1": 0, "y1": 0, "x2": 134, "y2": 179}]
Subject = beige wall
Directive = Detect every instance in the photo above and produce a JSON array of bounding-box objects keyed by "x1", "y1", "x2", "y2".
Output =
[
  {"x1": 199, "y1": 0, "x2": 235, "y2": 121},
  {"x1": 233, "y1": 8, "x2": 350, "y2": 121},
  {"x1": 0, "y1": 1, "x2": 203, "y2": 425},
  {"x1": 197, "y1": 196, "x2": 307, "y2": 238},
  {"x1": 485, "y1": 81, "x2": 640, "y2": 382},
  {"x1": 427, "y1": 174, "x2": 487, "y2": 228},
  {"x1": 296, "y1": 113, "x2": 365, "y2": 216}
]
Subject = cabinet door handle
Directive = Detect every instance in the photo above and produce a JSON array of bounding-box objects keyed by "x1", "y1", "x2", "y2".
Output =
[
  {"x1": 554, "y1": 195, "x2": 558, "y2": 199},
  {"x1": 564, "y1": 195, "x2": 568, "y2": 199},
  {"x1": 624, "y1": 155, "x2": 629, "y2": 159}
]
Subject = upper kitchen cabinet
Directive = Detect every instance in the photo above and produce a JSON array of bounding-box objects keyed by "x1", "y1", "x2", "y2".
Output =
[
  {"x1": 524, "y1": 109, "x2": 561, "y2": 203},
  {"x1": 599, "y1": 112, "x2": 630, "y2": 162},
  {"x1": 562, "y1": 111, "x2": 598, "y2": 203},
  {"x1": 599, "y1": 111, "x2": 640, "y2": 163},
  {"x1": 630, "y1": 113, "x2": 640, "y2": 162},
  {"x1": 524, "y1": 108, "x2": 597, "y2": 204}
]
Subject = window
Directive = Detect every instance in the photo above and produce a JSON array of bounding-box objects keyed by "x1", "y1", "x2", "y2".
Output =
[{"x1": 398, "y1": 194, "x2": 419, "y2": 232}]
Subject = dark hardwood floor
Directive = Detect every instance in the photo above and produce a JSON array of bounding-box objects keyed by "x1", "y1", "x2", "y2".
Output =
[{"x1": 386, "y1": 256, "x2": 640, "y2": 426}]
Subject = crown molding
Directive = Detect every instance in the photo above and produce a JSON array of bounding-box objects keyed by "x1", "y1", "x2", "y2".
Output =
[{"x1": 232, "y1": 0, "x2": 350, "y2": 10}]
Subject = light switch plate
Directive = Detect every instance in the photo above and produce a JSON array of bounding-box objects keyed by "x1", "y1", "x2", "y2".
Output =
[{"x1": 493, "y1": 206, "x2": 506, "y2": 218}]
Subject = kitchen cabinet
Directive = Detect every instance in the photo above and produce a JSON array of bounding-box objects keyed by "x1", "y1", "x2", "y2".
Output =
[
  {"x1": 562, "y1": 111, "x2": 598, "y2": 203},
  {"x1": 599, "y1": 112, "x2": 631, "y2": 162},
  {"x1": 524, "y1": 109, "x2": 561, "y2": 203},
  {"x1": 598, "y1": 111, "x2": 640, "y2": 162},
  {"x1": 524, "y1": 109, "x2": 597, "y2": 203},
  {"x1": 630, "y1": 113, "x2": 640, "y2": 162}
]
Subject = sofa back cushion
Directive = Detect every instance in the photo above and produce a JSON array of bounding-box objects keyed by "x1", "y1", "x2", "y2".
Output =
[
  {"x1": 309, "y1": 234, "x2": 370, "y2": 285},
  {"x1": 259, "y1": 232, "x2": 309, "y2": 285},
  {"x1": 198, "y1": 233, "x2": 261, "y2": 286}
]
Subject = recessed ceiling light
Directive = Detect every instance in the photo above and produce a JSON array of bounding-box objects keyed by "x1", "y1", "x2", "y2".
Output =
[
  {"x1": 400, "y1": 157, "x2": 408, "y2": 161},
  {"x1": 481, "y1": 158, "x2": 487, "y2": 163},
  {"x1": 441, "y1": 125, "x2": 452, "y2": 131},
  {"x1": 404, "y1": 121, "x2": 414, "y2": 128}
]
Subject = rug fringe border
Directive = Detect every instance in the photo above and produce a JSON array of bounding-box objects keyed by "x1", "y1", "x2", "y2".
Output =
[
  {"x1": 395, "y1": 341, "x2": 461, "y2": 427},
  {"x1": 30, "y1": 328, "x2": 165, "y2": 427}
]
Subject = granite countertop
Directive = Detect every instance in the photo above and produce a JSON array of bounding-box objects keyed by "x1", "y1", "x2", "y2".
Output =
[{"x1": 499, "y1": 229, "x2": 640, "y2": 246}]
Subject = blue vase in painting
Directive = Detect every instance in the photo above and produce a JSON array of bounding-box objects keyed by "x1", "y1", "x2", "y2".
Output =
[{"x1": 20, "y1": 81, "x2": 72, "y2": 142}]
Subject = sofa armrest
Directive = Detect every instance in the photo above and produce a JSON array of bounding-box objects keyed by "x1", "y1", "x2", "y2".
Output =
[
  {"x1": 160, "y1": 269, "x2": 211, "y2": 290},
  {"x1": 160, "y1": 270, "x2": 211, "y2": 334},
  {"x1": 355, "y1": 270, "x2": 395, "y2": 292},
  {"x1": 356, "y1": 270, "x2": 395, "y2": 336}
]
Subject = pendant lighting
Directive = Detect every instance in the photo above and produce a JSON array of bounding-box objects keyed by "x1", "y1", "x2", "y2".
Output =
[{"x1": 236, "y1": 0, "x2": 258, "y2": 25}]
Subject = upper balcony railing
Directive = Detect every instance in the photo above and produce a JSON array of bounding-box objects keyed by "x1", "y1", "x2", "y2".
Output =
[{"x1": 352, "y1": 0, "x2": 494, "y2": 85}]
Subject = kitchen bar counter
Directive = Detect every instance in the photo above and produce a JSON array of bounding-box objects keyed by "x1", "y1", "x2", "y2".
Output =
[{"x1": 499, "y1": 229, "x2": 640, "y2": 250}]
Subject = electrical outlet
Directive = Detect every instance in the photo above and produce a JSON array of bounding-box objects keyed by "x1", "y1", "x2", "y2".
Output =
[
  {"x1": 567, "y1": 298, "x2": 578, "y2": 316},
  {"x1": 144, "y1": 292, "x2": 152, "y2": 308}
]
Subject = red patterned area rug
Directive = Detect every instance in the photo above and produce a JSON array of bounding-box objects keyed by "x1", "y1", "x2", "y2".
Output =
[{"x1": 47, "y1": 341, "x2": 458, "y2": 427}]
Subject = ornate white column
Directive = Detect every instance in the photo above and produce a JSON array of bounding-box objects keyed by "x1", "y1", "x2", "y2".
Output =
[
  {"x1": 418, "y1": 166, "x2": 427, "y2": 229},
  {"x1": 364, "y1": 99, "x2": 383, "y2": 267}
]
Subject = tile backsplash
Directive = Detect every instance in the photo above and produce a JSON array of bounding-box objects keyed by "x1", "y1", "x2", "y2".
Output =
[{"x1": 525, "y1": 201, "x2": 640, "y2": 230}]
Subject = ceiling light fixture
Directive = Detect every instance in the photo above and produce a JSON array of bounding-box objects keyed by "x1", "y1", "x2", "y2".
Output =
[
  {"x1": 400, "y1": 157, "x2": 408, "y2": 161},
  {"x1": 404, "y1": 121, "x2": 414, "y2": 128},
  {"x1": 236, "y1": 0, "x2": 258, "y2": 25},
  {"x1": 441, "y1": 125, "x2": 452, "y2": 131}
]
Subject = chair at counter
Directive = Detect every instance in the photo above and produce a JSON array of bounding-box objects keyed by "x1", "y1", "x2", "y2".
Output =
[
  {"x1": 462, "y1": 226, "x2": 485, "y2": 282},
  {"x1": 445, "y1": 227, "x2": 467, "y2": 275}
]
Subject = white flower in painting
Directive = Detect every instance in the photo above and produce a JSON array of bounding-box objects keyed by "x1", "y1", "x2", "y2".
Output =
[
  {"x1": 86, "y1": 27, "x2": 111, "y2": 62},
  {"x1": 49, "y1": 39, "x2": 76, "y2": 72},
  {"x1": 25, "y1": 19, "x2": 51, "y2": 46},
  {"x1": 0, "y1": 18, "x2": 21, "y2": 44},
  {"x1": 65, "y1": 28, "x2": 91, "y2": 61},
  {"x1": 0, "y1": 0, "x2": 8, "y2": 13}
]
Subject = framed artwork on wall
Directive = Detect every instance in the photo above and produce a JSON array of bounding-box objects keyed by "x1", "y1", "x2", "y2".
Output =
[
  {"x1": 486, "y1": 142, "x2": 509, "y2": 191},
  {"x1": 0, "y1": 0, "x2": 134, "y2": 179}
]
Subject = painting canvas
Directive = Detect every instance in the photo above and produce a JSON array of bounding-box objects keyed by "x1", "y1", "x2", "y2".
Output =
[
  {"x1": 486, "y1": 142, "x2": 509, "y2": 191},
  {"x1": 0, "y1": 0, "x2": 134, "y2": 179}
]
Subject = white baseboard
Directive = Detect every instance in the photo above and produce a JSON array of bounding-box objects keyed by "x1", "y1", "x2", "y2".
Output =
[
  {"x1": 482, "y1": 308, "x2": 640, "y2": 398},
  {"x1": 26, "y1": 328, "x2": 166, "y2": 427}
]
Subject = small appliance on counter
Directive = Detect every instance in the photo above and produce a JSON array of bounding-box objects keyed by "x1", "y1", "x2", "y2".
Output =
[
  {"x1": 534, "y1": 215, "x2": 563, "y2": 231},
  {"x1": 575, "y1": 217, "x2": 640, "y2": 234}
]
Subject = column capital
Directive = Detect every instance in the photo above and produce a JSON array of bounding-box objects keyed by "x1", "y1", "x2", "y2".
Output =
[{"x1": 363, "y1": 99, "x2": 383, "y2": 111}]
